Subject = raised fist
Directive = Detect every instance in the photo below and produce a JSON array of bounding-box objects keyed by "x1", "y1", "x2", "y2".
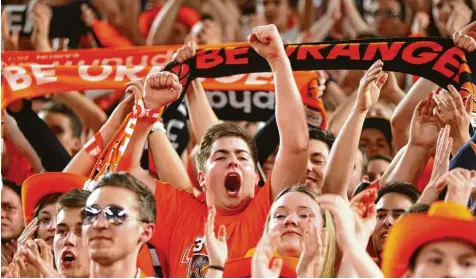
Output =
[
  {"x1": 247, "y1": 24, "x2": 287, "y2": 64},
  {"x1": 172, "y1": 41, "x2": 198, "y2": 63},
  {"x1": 143, "y1": 72, "x2": 182, "y2": 109}
]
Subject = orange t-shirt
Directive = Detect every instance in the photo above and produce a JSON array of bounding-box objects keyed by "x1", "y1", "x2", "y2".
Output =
[{"x1": 150, "y1": 178, "x2": 272, "y2": 278}]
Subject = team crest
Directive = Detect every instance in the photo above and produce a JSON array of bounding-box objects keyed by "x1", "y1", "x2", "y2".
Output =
[{"x1": 187, "y1": 254, "x2": 209, "y2": 278}]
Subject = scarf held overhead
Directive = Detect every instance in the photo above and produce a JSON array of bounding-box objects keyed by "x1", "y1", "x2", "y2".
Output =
[{"x1": 2, "y1": 37, "x2": 475, "y2": 181}]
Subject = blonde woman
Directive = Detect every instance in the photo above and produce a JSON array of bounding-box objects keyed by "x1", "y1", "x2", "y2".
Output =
[{"x1": 204, "y1": 185, "x2": 338, "y2": 278}]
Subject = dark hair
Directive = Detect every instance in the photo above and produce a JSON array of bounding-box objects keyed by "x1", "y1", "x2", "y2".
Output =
[
  {"x1": 2, "y1": 179, "x2": 22, "y2": 199},
  {"x1": 57, "y1": 189, "x2": 91, "y2": 213},
  {"x1": 368, "y1": 155, "x2": 392, "y2": 164},
  {"x1": 409, "y1": 245, "x2": 423, "y2": 270},
  {"x1": 427, "y1": 0, "x2": 476, "y2": 37},
  {"x1": 33, "y1": 193, "x2": 63, "y2": 218},
  {"x1": 92, "y1": 172, "x2": 156, "y2": 223},
  {"x1": 376, "y1": 181, "x2": 421, "y2": 204},
  {"x1": 471, "y1": 202, "x2": 476, "y2": 217},
  {"x1": 404, "y1": 203, "x2": 430, "y2": 215},
  {"x1": 353, "y1": 181, "x2": 372, "y2": 197},
  {"x1": 41, "y1": 103, "x2": 82, "y2": 138},
  {"x1": 309, "y1": 127, "x2": 335, "y2": 150},
  {"x1": 196, "y1": 122, "x2": 258, "y2": 172},
  {"x1": 200, "y1": 13, "x2": 214, "y2": 21}
]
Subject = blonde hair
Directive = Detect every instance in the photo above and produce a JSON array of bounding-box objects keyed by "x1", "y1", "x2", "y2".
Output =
[{"x1": 265, "y1": 185, "x2": 338, "y2": 277}]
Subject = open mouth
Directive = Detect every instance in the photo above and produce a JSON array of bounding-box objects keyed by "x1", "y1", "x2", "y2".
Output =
[
  {"x1": 380, "y1": 231, "x2": 388, "y2": 239},
  {"x1": 61, "y1": 251, "x2": 76, "y2": 268},
  {"x1": 306, "y1": 176, "x2": 317, "y2": 183},
  {"x1": 224, "y1": 173, "x2": 241, "y2": 198}
]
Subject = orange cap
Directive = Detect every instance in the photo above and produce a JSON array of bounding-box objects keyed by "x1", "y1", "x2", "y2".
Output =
[
  {"x1": 222, "y1": 248, "x2": 298, "y2": 278},
  {"x1": 382, "y1": 201, "x2": 476, "y2": 277},
  {"x1": 22, "y1": 172, "x2": 87, "y2": 224}
]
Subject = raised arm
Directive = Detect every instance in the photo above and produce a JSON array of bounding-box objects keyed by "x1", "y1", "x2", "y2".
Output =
[
  {"x1": 387, "y1": 94, "x2": 440, "y2": 185},
  {"x1": 53, "y1": 91, "x2": 108, "y2": 133},
  {"x1": 341, "y1": 0, "x2": 373, "y2": 35},
  {"x1": 390, "y1": 78, "x2": 438, "y2": 151},
  {"x1": 322, "y1": 60, "x2": 388, "y2": 198},
  {"x1": 146, "y1": 0, "x2": 184, "y2": 46},
  {"x1": 64, "y1": 94, "x2": 134, "y2": 176},
  {"x1": 248, "y1": 24, "x2": 309, "y2": 198},
  {"x1": 172, "y1": 41, "x2": 221, "y2": 144},
  {"x1": 116, "y1": 72, "x2": 182, "y2": 193},
  {"x1": 148, "y1": 123, "x2": 194, "y2": 193}
]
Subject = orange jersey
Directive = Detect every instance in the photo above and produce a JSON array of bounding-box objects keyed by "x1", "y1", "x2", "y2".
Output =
[{"x1": 150, "y1": 179, "x2": 272, "y2": 278}]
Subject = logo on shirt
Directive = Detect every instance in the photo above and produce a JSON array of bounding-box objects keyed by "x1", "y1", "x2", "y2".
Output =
[{"x1": 181, "y1": 236, "x2": 209, "y2": 278}]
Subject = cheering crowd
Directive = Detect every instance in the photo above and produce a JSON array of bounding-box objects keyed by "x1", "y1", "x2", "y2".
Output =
[{"x1": 1, "y1": 0, "x2": 476, "y2": 278}]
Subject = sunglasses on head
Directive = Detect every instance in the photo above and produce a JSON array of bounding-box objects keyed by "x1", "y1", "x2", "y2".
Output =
[{"x1": 81, "y1": 205, "x2": 146, "y2": 226}]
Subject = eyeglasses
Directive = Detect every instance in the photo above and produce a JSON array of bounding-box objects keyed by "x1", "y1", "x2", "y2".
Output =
[{"x1": 81, "y1": 205, "x2": 146, "y2": 226}]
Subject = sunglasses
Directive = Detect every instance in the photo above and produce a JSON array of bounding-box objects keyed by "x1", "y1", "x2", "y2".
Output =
[{"x1": 81, "y1": 205, "x2": 146, "y2": 226}]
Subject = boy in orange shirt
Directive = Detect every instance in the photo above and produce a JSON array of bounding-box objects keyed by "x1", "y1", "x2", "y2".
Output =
[{"x1": 122, "y1": 24, "x2": 309, "y2": 277}]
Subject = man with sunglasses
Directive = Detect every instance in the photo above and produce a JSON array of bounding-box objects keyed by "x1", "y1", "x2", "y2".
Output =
[
  {"x1": 54, "y1": 189, "x2": 91, "y2": 278},
  {"x1": 82, "y1": 172, "x2": 156, "y2": 278}
]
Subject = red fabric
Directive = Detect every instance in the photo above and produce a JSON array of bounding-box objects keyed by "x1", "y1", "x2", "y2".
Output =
[
  {"x1": 3, "y1": 138, "x2": 36, "y2": 185},
  {"x1": 416, "y1": 157, "x2": 434, "y2": 192},
  {"x1": 92, "y1": 21, "x2": 133, "y2": 48}
]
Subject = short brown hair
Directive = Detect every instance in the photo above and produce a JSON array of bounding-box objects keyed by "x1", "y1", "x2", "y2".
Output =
[
  {"x1": 92, "y1": 172, "x2": 156, "y2": 223},
  {"x1": 57, "y1": 189, "x2": 91, "y2": 213},
  {"x1": 196, "y1": 123, "x2": 258, "y2": 172}
]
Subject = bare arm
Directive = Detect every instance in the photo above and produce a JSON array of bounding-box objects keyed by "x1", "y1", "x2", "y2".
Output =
[
  {"x1": 378, "y1": 145, "x2": 406, "y2": 187},
  {"x1": 328, "y1": 89, "x2": 357, "y2": 136},
  {"x1": 116, "y1": 73, "x2": 182, "y2": 193},
  {"x1": 391, "y1": 78, "x2": 438, "y2": 151},
  {"x1": 323, "y1": 61, "x2": 388, "y2": 198},
  {"x1": 299, "y1": 0, "x2": 341, "y2": 43},
  {"x1": 298, "y1": 0, "x2": 314, "y2": 31},
  {"x1": 174, "y1": 42, "x2": 221, "y2": 142},
  {"x1": 186, "y1": 80, "x2": 221, "y2": 142},
  {"x1": 117, "y1": 0, "x2": 145, "y2": 45},
  {"x1": 205, "y1": 0, "x2": 240, "y2": 28},
  {"x1": 148, "y1": 129, "x2": 194, "y2": 193},
  {"x1": 341, "y1": 0, "x2": 373, "y2": 35},
  {"x1": 64, "y1": 95, "x2": 134, "y2": 176},
  {"x1": 53, "y1": 91, "x2": 108, "y2": 133},
  {"x1": 248, "y1": 25, "x2": 309, "y2": 198},
  {"x1": 387, "y1": 96, "x2": 440, "y2": 186},
  {"x1": 146, "y1": 0, "x2": 184, "y2": 46}
]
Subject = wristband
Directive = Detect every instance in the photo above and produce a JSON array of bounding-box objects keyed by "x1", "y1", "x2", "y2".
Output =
[
  {"x1": 150, "y1": 120, "x2": 166, "y2": 134},
  {"x1": 208, "y1": 265, "x2": 224, "y2": 271}
]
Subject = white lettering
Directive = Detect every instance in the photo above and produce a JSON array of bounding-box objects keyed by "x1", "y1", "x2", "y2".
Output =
[
  {"x1": 229, "y1": 91, "x2": 251, "y2": 113},
  {"x1": 2, "y1": 66, "x2": 32, "y2": 91},
  {"x1": 207, "y1": 91, "x2": 228, "y2": 109},
  {"x1": 115, "y1": 65, "x2": 145, "y2": 81},
  {"x1": 30, "y1": 64, "x2": 57, "y2": 85},
  {"x1": 253, "y1": 91, "x2": 275, "y2": 110},
  {"x1": 78, "y1": 65, "x2": 112, "y2": 82}
]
